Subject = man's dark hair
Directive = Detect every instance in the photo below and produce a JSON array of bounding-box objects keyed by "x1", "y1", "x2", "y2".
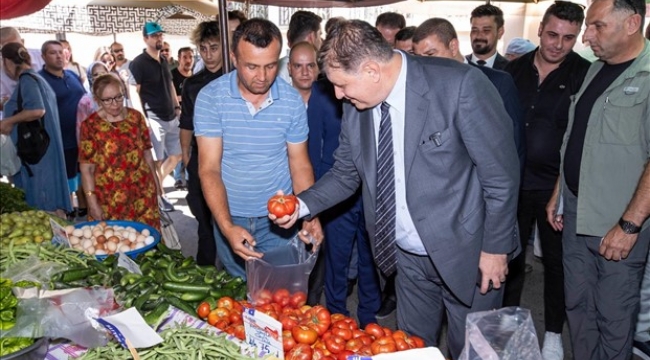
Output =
[
  {"x1": 190, "y1": 21, "x2": 220, "y2": 46},
  {"x1": 470, "y1": 4, "x2": 505, "y2": 29},
  {"x1": 178, "y1": 46, "x2": 193, "y2": 58},
  {"x1": 325, "y1": 16, "x2": 346, "y2": 35},
  {"x1": 413, "y1": 18, "x2": 457, "y2": 45},
  {"x1": 287, "y1": 11, "x2": 322, "y2": 46},
  {"x1": 319, "y1": 19, "x2": 393, "y2": 73},
  {"x1": 232, "y1": 18, "x2": 282, "y2": 55},
  {"x1": 395, "y1": 26, "x2": 416, "y2": 42},
  {"x1": 375, "y1": 12, "x2": 406, "y2": 29},
  {"x1": 41, "y1": 40, "x2": 62, "y2": 55},
  {"x1": 542, "y1": 1, "x2": 585, "y2": 25},
  {"x1": 228, "y1": 10, "x2": 247, "y2": 24},
  {"x1": 611, "y1": 0, "x2": 646, "y2": 31}
]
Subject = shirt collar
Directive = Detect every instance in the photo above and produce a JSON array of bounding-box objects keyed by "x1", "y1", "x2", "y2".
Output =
[
  {"x1": 228, "y1": 70, "x2": 280, "y2": 101},
  {"x1": 383, "y1": 51, "x2": 407, "y2": 111},
  {"x1": 471, "y1": 52, "x2": 498, "y2": 67}
]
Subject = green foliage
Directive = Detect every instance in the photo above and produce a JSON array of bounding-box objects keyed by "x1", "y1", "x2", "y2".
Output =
[{"x1": 0, "y1": 183, "x2": 32, "y2": 214}]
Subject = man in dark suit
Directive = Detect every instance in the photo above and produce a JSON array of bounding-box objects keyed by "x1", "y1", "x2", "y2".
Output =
[
  {"x1": 270, "y1": 20, "x2": 520, "y2": 359},
  {"x1": 467, "y1": 4, "x2": 509, "y2": 70},
  {"x1": 412, "y1": 17, "x2": 525, "y2": 175}
]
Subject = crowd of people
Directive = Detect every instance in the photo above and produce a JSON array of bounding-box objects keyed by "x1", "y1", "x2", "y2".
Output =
[{"x1": 0, "y1": 0, "x2": 649, "y2": 359}]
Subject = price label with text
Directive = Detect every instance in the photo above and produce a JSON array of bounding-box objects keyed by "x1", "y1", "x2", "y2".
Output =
[
  {"x1": 50, "y1": 218, "x2": 70, "y2": 247},
  {"x1": 243, "y1": 307, "x2": 283, "y2": 359}
]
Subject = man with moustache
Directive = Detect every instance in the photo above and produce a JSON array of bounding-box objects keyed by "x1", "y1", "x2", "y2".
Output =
[
  {"x1": 546, "y1": 0, "x2": 650, "y2": 357},
  {"x1": 467, "y1": 4, "x2": 509, "y2": 69},
  {"x1": 130, "y1": 22, "x2": 181, "y2": 212},
  {"x1": 179, "y1": 21, "x2": 224, "y2": 266},
  {"x1": 503, "y1": 3, "x2": 590, "y2": 359},
  {"x1": 193, "y1": 19, "x2": 322, "y2": 279}
]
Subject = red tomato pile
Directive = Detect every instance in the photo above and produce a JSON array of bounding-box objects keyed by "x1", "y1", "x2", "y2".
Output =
[
  {"x1": 198, "y1": 289, "x2": 425, "y2": 360},
  {"x1": 196, "y1": 296, "x2": 247, "y2": 340}
]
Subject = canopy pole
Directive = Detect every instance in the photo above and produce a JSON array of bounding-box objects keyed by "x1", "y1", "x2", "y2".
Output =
[{"x1": 218, "y1": 0, "x2": 232, "y2": 73}]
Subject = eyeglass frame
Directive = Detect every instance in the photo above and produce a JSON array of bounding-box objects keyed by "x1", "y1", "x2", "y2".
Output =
[{"x1": 99, "y1": 94, "x2": 125, "y2": 105}]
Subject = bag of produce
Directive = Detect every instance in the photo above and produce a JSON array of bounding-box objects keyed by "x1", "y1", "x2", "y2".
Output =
[
  {"x1": 0, "y1": 134, "x2": 20, "y2": 177},
  {"x1": 245, "y1": 235, "x2": 318, "y2": 305},
  {"x1": 459, "y1": 306, "x2": 542, "y2": 360},
  {"x1": 159, "y1": 209, "x2": 181, "y2": 250}
]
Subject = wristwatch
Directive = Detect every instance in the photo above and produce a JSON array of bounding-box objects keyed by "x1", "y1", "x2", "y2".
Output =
[{"x1": 619, "y1": 218, "x2": 641, "y2": 234}]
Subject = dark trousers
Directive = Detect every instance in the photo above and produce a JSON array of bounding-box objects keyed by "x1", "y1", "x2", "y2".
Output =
[
  {"x1": 504, "y1": 189, "x2": 565, "y2": 333},
  {"x1": 395, "y1": 248, "x2": 503, "y2": 360},
  {"x1": 563, "y1": 184, "x2": 650, "y2": 360},
  {"x1": 186, "y1": 150, "x2": 217, "y2": 266},
  {"x1": 321, "y1": 195, "x2": 381, "y2": 328}
]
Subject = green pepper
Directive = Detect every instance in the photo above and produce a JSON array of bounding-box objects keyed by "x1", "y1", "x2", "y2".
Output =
[
  {"x1": 0, "y1": 295, "x2": 17, "y2": 311},
  {"x1": 164, "y1": 262, "x2": 190, "y2": 282},
  {"x1": 0, "y1": 320, "x2": 15, "y2": 331},
  {"x1": 0, "y1": 278, "x2": 11, "y2": 287},
  {"x1": 60, "y1": 268, "x2": 97, "y2": 283},
  {"x1": 13, "y1": 280, "x2": 39, "y2": 288},
  {"x1": 0, "y1": 287, "x2": 11, "y2": 301},
  {"x1": 0, "y1": 310, "x2": 14, "y2": 321}
]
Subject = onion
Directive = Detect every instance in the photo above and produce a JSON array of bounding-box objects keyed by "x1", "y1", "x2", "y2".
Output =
[
  {"x1": 83, "y1": 228, "x2": 92, "y2": 239},
  {"x1": 86, "y1": 246, "x2": 96, "y2": 255},
  {"x1": 69, "y1": 236, "x2": 80, "y2": 245},
  {"x1": 118, "y1": 244, "x2": 131, "y2": 253},
  {"x1": 96, "y1": 242, "x2": 105, "y2": 251},
  {"x1": 141, "y1": 229, "x2": 150, "y2": 237},
  {"x1": 82, "y1": 239, "x2": 93, "y2": 249},
  {"x1": 136, "y1": 234, "x2": 146, "y2": 243},
  {"x1": 106, "y1": 241, "x2": 117, "y2": 252},
  {"x1": 108, "y1": 236, "x2": 120, "y2": 243},
  {"x1": 96, "y1": 235, "x2": 106, "y2": 244},
  {"x1": 104, "y1": 229, "x2": 114, "y2": 238},
  {"x1": 135, "y1": 242, "x2": 145, "y2": 249},
  {"x1": 65, "y1": 225, "x2": 75, "y2": 235},
  {"x1": 72, "y1": 228, "x2": 84, "y2": 237}
]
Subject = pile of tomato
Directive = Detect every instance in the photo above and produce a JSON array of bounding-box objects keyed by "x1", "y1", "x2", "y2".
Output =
[{"x1": 196, "y1": 289, "x2": 425, "y2": 360}]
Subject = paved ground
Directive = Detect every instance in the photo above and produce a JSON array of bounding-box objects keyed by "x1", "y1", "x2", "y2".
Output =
[{"x1": 161, "y1": 177, "x2": 641, "y2": 359}]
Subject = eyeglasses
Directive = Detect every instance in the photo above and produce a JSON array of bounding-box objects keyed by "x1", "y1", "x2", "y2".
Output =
[{"x1": 99, "y1": 94, "x2": 124, "y2": 105}]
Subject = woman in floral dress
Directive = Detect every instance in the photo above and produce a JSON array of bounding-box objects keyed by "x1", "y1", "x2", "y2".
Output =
[{"x1": 79, "y1": 74, "x2": 161, "y2": 230}]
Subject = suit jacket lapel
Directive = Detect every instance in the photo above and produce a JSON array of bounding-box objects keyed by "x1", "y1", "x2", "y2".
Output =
[{"x1": 404, "y1": 57, "x2": 430, "y2": 179}]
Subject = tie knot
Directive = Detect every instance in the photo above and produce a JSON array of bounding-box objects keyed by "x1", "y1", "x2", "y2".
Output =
[
  {"x1": 381, "y1": 101, "x2": 390, "y2": 113},
  {"x1": 476, "y1": 60, "x2": 486, "y2": 66}
]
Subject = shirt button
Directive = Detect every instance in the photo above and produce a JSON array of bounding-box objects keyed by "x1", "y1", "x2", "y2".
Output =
[
  {"x1": 526, "y1": 123, "x2": 530, "y2": 127},
  {"x1": 401, "y1": 206, "x2": 406, "y2": 210}
]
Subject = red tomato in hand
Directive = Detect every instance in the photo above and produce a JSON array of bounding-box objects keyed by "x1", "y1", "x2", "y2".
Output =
[
  {"x1": 292, "y1": 325, "x2": 319, "y2": 345},
  {"x1": 290, "y1": 291, "x2": 307, "y2": 308},
  {"x1": 267, "y1": 194, "x2": 298, "y2": 218},
  {"x1": 286, "y1": 343, "x2": 313, "y2": 360}
]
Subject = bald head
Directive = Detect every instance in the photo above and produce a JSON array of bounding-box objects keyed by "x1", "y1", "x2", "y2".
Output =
[
  {"x1": 289, "y1": 41, "x2": 319, "y2": 93},
  {"x1": 0, "y1": 27, "x2": 21, "y2": 47}
]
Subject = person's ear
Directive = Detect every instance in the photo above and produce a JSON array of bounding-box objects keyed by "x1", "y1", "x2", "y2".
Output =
[
  {"x1": 449, "y1": 38, "x2": 460, "y2": 57},
  {"x1": 497, "y1": 26, "x2": 505, "y2": 39},
  {"x1": 361, "y1": 60, "x2": 381, "y2": 83}
]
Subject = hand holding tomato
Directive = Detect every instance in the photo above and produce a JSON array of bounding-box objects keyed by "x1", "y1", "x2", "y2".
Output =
[{"x1": 268, "y1": 190, "x2": 300, "y2": 229}]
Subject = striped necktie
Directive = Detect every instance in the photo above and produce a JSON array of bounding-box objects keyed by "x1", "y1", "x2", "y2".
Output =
[{"x1": 374, "y1": 101, "x2": 397, "y2": 276}]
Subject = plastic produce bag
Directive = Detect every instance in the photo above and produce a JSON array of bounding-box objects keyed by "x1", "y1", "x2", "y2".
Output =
[
  {"x1": 0, "y1": 134, "x2": 20, "y2": 177},
  {"x1": 246, "y1": 235, "x2": 318, "y2": 304},
  {"x1": 459, "y1": 307, "x2": 542, "y2": 360},
  {"x1": 3, "y1": 287, "x2": 115, "y2": 348},
  {"x1": 0, "y1": 255, "x2": 66, "y2": 288}
]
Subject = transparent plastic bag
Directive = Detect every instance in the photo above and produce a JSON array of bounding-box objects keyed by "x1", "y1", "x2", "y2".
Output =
[
  {"x1": 459, "y1": 307, "x2": 542, "y2": 360},
  {"x1": 3, "y1": 287, "x2": 115, "y2": 348},
  {"x1": 0, "y1": 255, "x2": 66, "y2": 287},
  {"x1": 246, "y1": 235, "x2": 318, "y2": 304}
]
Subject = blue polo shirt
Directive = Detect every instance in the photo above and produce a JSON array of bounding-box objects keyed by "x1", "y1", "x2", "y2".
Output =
[
  {"x1": 38, "y1": 68, "x2": 86, "y2": 149},
  {"x1": 194, "y1": 71, "x2": 308, "y2": 217}
]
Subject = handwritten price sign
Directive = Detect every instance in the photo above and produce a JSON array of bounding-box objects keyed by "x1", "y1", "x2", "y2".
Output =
[{"x1": 243, "y1": 307, "x2": 283, "y2": 358}]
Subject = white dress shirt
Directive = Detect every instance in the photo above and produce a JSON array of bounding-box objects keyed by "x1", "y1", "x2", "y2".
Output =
[{"x1": 469, "y1": 52, "x2": 498, "y2": 68}]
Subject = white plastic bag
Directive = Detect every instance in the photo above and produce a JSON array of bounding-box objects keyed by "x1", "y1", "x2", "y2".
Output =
[
  {"x1": 0, "y1": 133, "x2": 20, "y2": 176},
  {"x1": 459, "y1": 307, "x2": 542, "y2": 360}
]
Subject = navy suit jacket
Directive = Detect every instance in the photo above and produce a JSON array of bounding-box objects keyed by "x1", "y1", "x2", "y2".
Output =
[
  {"x1": 469, "y1": 63, "x2": 526, "y2": 177},
  {"x1": 307, "y1": 79, "x2": 343, "y2": 179}
]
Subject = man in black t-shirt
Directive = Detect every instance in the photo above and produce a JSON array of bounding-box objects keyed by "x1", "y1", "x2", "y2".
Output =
[
  {"x1": 179, "y1": 21, "x2": 224, "y2": 266},
  {"x1": 546, "y1": 0, "x2": 650, "y2": 358},
  {"x1": 170, "y1": 47, "x2": 194, "y2": 190},
  {"x1": 503, "y1": 3, "x2": 590, "y2": 359}
]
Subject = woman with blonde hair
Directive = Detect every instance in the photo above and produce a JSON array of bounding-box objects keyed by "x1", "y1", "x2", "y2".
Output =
[{"x1": 79, "y1": 74, "x2": 160, "y2": 229}]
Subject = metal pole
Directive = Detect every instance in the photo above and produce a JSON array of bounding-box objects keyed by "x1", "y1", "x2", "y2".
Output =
[{"x1": 217, "y1": 0, "x2": 232, "y2": 73}]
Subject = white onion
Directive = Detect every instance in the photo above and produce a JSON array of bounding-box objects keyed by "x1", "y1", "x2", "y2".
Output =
[
  {"x1": 144, "y1": 236, "x2": 155, "y2": 245},
  {"x1": 86, "y1": 246, "x2": 96, "y2": 255},
  {"x1": 65, "y1": 225, "x2": 76, "y2": 235},
  {"x1": 118, "y1": 244, "x2": 131, "y2": 253},
  {"x1": 72, "y1": 228, "x2": 84, "y2": 237},
  {"x1": 69, "y1": 236, "x2": 80, "y2": 245},
  {"x1": 135, "y1": 242, "x2": 145, "y2": 249},
  {"x1": 82, "y1": 239, "x2": 93, "y2": 249},
  {"x1": 141, "y1": 229, "x2": 150, "y2": 237}
]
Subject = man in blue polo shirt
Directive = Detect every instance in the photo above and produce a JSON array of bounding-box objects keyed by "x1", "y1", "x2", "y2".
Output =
[
  {"x1": 194, "y1": 18, "x2": 322, "y2": 279},
  {"x1": 38, "y1": 40, "x2": 86, "y2": 217}
]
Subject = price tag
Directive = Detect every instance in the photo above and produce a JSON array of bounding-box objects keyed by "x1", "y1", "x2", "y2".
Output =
[
  {"x1": 243, "y1": 307, "x2": 283, "y2": 359},
  {"x1": 117, "y1": 253, "x2": 142, "y2": 274},
  {"x1": 50, "y1": 218, "x2": 70, "y2": 247}
]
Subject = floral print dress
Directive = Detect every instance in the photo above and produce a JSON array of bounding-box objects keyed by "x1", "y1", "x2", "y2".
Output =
[{"x1": 79, "y1": 108, "x2": 160, "y2": 230}]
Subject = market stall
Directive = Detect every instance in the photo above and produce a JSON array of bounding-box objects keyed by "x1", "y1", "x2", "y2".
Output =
[{"x1": 0, "y1": 185, "x2": 442, "y2": 360}]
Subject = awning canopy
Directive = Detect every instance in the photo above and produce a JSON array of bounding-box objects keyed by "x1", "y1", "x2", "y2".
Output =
[
  {"x1": 87, "y1": 0, "x2": 220, "y2": 15},
  {"x1": 0, "y1": 0, "x2": 52, "y2": 20},
  {"x1": 230, "y1": 0, "x2": 402, "y2": 7}
]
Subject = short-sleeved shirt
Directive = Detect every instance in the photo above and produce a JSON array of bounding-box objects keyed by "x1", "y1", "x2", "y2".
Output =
[
  {"x1": 38, "y1": 68, "x2": 86, "y2": 150},
  {"x1": 194, "y1": 71, "x2": 309, "y2": 217},
  {"x1": 179, "y1": 68, "x2": 223, "y2": 151},
  {"x1": 130, "y1": 50, "x2": 175, "y2": 121},
  {"x1": 171, "y1": 68, "x2": 190, "y2": 103}
]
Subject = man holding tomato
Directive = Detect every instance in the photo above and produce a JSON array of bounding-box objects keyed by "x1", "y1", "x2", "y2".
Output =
[
  {"x1": 271, "y1": 20, "x2": 520, "y2": 359},
  {"x1": 194, "y1": 18, "x2": 322, "y2": 279}
]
